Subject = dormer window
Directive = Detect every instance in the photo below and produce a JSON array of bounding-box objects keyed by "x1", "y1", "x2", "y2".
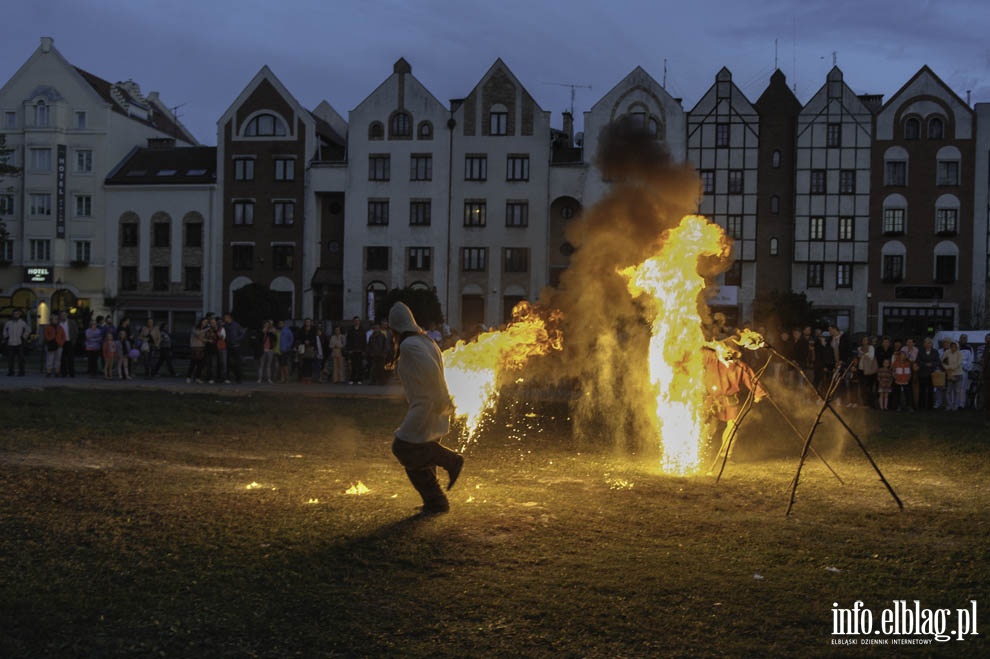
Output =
[{"x1": 243, "y1": 113, "x2": 288, "y2": 137}]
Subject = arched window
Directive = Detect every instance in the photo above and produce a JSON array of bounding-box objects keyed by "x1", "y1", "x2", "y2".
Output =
[
  {"x1": 904, "y1": 117, "x2": 920, "y2": 140},
  {"x1": 771, "y1": 149, "x2": 781, "y2": 168},
  {"x1": 884, "y1": 146, "x2": 909, "y2": 186},
  {"x1": 243, "y1": 113, "x2": 288, "y2": 137},
  {"x1": 34, "y1": 100, "x2": 49, "y2": 128},
  {"x1": 881, "y1": 240, "x2": 907, "y2": 283},
  {"x1": 770, "y1": 195, "x2": 779, "y2": 214},
  {"x1": 390, "y1": 111, "x2": 411, "y2": 138},
  {"x1": 933, "y1": 241, "x2": 959, "y2": 283},
  {"x1": 417, "y1": 121, "x2": 433, "y2": 140},
  {"x1": 368, "y1": 121, "x2": 384, "y2": 140},
  {"x1": 769, "y1": 237, "x2": 779, "y2": 256},
  {"x1": 882, "y1": 194, "x2": 908, "y2": 234},
  {"x1": 928, "y1": 116, "x2": 944, "y2": 140},
  {"x1": 936, "y1": 146, "x2": 961, "y2": 186},
  {"x1": 934, "y1": 194, "x2": 960, "y2": 235}
]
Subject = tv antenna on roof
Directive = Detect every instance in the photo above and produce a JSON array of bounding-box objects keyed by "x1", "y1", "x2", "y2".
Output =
[
  {"x1": 170, "y1": 102, "x2": 186, "y2": 121},
  {"x1": 542, "y1": 82, "x2": 592, "y2": 116}
]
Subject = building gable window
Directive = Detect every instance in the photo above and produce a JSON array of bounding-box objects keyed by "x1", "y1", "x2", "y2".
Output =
[
  {"x1": 928, "y1": 117, "x2": 944, "y2": 140},
  {"x1": 417, "y1": 121, "x2": 433, "y2": 140},
  {"x1": 715, "y1": 123, "x2": 729, "y2": 148},
  {"x1": 490, "y1": 104, "x2": 508, "y2": 136},
  {"x1": 390, "y1": 111, "x2": 412, "y2": 138},
  {"x1": 904, "y1": 117, "x2": 920, "y2": 140},
  {"x1": 34, "y1": 101, "x2": 49, "y2": 128},
  {"x1": 243, "y1": 113, "x2": 288, "y2": 137},
  {"x1": 368, "y1": 122, "x2": 384, "y2": 140},
  {"x1": 826, "y1": 123, "x2": 842, "y2": 148}
]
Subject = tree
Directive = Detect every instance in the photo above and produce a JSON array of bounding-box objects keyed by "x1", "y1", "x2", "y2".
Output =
[
  {"x1": 751, "y1": 289, "x2": 820, "y2": 333},
  {"x1": 378, "y1": 286, "x2": 443, "y2": 330},
  {"x1": 0, "y1": 134, "x2": 22, "y2": 244}
]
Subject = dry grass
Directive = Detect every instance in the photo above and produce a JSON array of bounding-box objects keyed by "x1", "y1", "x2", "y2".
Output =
[{"x1": 1, "y1": 390, "x2": 988, "y2": 657}]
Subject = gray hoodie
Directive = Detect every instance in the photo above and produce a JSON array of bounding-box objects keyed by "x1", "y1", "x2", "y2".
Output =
[{"x1": 389, "y1": 303, "x2": 453, "y2": 443}]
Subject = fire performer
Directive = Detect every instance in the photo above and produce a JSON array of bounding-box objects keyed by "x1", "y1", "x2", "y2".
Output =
[
  {"x1": 388, "y1": 302, "x2": 465, "y2": 515},
  {"x1": 703, "y1": 344, "x2": 767, "y2": 465}
]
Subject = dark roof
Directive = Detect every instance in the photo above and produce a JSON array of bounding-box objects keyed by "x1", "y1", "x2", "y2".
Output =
[
  {"x1": 74, "y1": 66, "x2": 194, "y2": 144},
  {"x1": 105, "y1": 146, "x2": 217, "y2": 185}
]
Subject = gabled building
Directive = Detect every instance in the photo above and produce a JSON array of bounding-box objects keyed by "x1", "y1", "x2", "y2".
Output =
[
  {"x1": 449, "y1": 59, "x2": 551, "y2": 329},
  {"x1": 793, "y1": 67, "x2": 874, "y2": 332},
  {"x1": 216, "y1": 66, "x2": 344, "y2": 320},
  {"x1": 870, "y1": 67, "x2": 976, "y2": 337},
  {"x1": 343, "y1": 58, "x2": 450, "y2": 324},
  {"x1": 687, "y1": 68, "x2": 759, "y2": 325},
  {"x1": 0, "y1": 36, "x2": 195, "y2": 326}
]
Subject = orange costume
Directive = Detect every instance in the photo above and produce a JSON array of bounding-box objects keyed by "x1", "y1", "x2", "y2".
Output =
[{"x1": 704, "y1": 349, "x2": 767, "y2": 422}]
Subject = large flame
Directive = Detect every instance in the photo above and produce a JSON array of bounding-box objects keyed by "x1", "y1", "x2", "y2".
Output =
[
  {"x1": 443, "y1": 302, "x2": 562, "y2": 447},
  {"x1": 620, "y1": 215, "x2": 731, "y2": 475}
]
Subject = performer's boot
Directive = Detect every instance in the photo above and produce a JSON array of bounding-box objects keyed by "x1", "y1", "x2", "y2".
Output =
[{"x1": 405, "y1": 467, "x2": 449, "y2": 514}]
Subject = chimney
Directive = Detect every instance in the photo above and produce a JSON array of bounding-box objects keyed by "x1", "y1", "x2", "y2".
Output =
[
  {"x1": 40, "y1": 37, "x2": 53, "y2": 53},
  {"x1": 562, "y1": 111, "x2": 574, "y2": 146}
]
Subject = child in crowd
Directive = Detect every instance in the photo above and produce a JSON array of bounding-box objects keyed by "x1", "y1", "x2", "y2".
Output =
[
  {"x1": 102, "y1": 331, "x2": 117, "y2": 379},
  {"x1": 876, "y1": 358, "x2": 894, "y2": 411}
]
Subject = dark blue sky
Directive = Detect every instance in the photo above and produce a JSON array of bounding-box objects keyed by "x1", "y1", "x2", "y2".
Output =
[{"x1": 4, "y1": 0, "x2": 989, "y2": 145}]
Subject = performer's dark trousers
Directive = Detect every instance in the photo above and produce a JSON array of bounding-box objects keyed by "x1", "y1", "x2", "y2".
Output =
[{"x1": 391, "y1": 437, "x2": 460, "y2": 507}]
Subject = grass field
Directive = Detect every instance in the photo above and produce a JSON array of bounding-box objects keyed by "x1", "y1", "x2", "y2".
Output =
[{"x1": 1, "y1": 389, "x2": 988, "y2": 657}]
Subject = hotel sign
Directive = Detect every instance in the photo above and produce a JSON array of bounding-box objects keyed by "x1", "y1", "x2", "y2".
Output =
[
  {"x1": 24, "y1": 266, "x2": 53, "y2": 284},
  {"x1": 56, "y1": 144, "x2": 66, "y2": 238}
]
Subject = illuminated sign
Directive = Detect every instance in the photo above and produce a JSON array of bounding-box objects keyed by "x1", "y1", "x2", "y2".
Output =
[
  {"x1": 24, "y1": 267, "x2": 53, "y2": 284},
  {"x1": 56, "y1": 144, "x2": 66, "y2": 238}
]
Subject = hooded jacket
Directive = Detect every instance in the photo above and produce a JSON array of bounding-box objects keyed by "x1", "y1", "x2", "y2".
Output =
[{"x1": 389, "y1": 303, "x2": 453, "y2": 443}]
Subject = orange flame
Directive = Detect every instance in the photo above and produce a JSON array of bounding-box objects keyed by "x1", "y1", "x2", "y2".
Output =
[
  {"x1": 620, "y1": 215, "x2": 731, "y2": 475},
  {"x1": 443, "y1": 302, "x2": 562, "y2": 447}
]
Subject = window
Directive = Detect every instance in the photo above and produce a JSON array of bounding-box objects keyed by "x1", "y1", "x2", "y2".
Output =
[
  {"x1": 810, "y1": 170, "x2": 826, "y2": 194},
  {"x1": 29, "y1": 148, "x2": 51, "y2": 171},
  {"x1": 390, "y1": 112, "x2": 411, "y2": 138},
  {"x1": 0, "y1": 239, "x2": 14, "y2": 261},
  {"x1": 503, "y1": 247, "x2": 529, "y2": 273},
  {"x1": 30, "y1": 238, "x2": 51, "y2": 261},
  {"x1": 0, "y1": 194, "x2": 13, "y2": 215},
  {"x1": 507, "y1": 155, "x2": 530, "y2": 181},
  {"x1": 365, "y1": 246, "x2": 389, "y2": 271},
  {"x1": 232, "y1": 244, "x2": 254, "y2": 270},
  {"x1": 490, "y1": 107, "x2": 508, "y2": 135},
  {"x1": 465, "y1": 155, "x2": 487, "y2": 181},
  {"x1": 272, "y1": 245, "x2": 294, "y2": 270},
  {"x1": 928, "y1": 117, "x2": 944, "y2": 140},
  {"x1": 418, "y1": 121, "x2": 433, "y2": 140},
  {"x1": 368, "y1": 122, "x2": 384, "y2": 140},
  {"x1": 715, "y1": 123, "x2": 730, "y2": 147},
  {"x1": 410, "y1": 154, "x2": 432, "y2": 181},
  {"x1": 34, "y1": 101, "x2": 49, "y2": 128},
  {"x1": 726, "y1": 215, "x2": 743, "y2": 240},
  {"x1": 937, "y1": 160, "x2": 959, "y2": 186},
  {"x1": 462, "y1": 247, "x2": 487, "y2": 272},
  {"x1": 184, "y1": 266, "x2": 202, "y2": 292},
  {"x1": 233, "y1": 158, "x2": 255, "y2": 181},
  {"x1": 72, "y1": 240, "x2": 93, "y2": 263},
  {"x1": 185, "y1": 222, "x2": 203, "y2": 247},
  {"x1": 904, "y1": 117, "x2": 920, "y2": 139},
  {"x1": 506, "y1": 201, "x2": 529, "y2": 227},
  {"x1": 274, "y1": 201, "x2": 295, "y2": 226},
  {"x1": 4, "y1": 111, "x2": 15, "y2": 129},
  {"x1": 153, "y1": 222, "x2": 170, "y2": 247},
  {"x1": 700, "y1": 170, "x2": 715, "y2": 194},
  {"x1": 769, "y1": 237, "x2": 779, "y2": 256},
  {"x1": 75, "y1": 150, "x2": 93, "y2": 173},
  {"x1": 407, "y1": 247, "x2": 432, "y2": 271},
  {"x1": 233, "y1": 201, "x2": 255, "y2": 226},
  {"x1": 771, "y1": 150, "x2": 781, "y2": 168},
  {"x1": 838, "y1": 216, "x2": 854, "y2": 242},
  {"x1": 243, "y1": 113, "x2": 287, "y2": 137},
  {"x1": 936, "y1": 208, "x2": 958, "y2": 235},
  {"x1": 836, "y1": 263, "x2": 852, "y2": 288},
  {"x1": 369, "y1": 155, "x2": 390, "y2": 181},
  {"x1": 30, "y1": 193, "x2": 52, "y2": 216},
  {"x1": 882, "y1": 255, "x2": 904, "y2": 282},
  {"x1": 368, "y1": 200, "x2": 389, "y2": 226},
  {"x1": 75, "y1": 111, "x2": 87, "y2": 129},
  {"x1": 885, "y1": 160, "x2": 907, "y2": 186},
  {"x1": 464, "y1": 201, "x2": 486, "y2": 227},
  {"x1": 410, "y1": 200, "x2": 431, "y2": 226},
  {"x1": 274, "y1": 158, "x2": 295, "y2": 181},
  {"x1": 935, "y1": 254, "x2": 956, "y2": 283},
  {"x1": 883, "y1": 208, "x2": 905, "y2": 234},
  {"x1": 728, "y1": 170, "x2": 744, "y2": 194},
  {"x1": 120, "y1": 223, "x2": 138, "y2": 247},
  {"x1": 71, "y1": 195, "x2": 91, "y2": 218},
  {"x1": 806, "y1": 263, "x2": 824, "y2": 288},
  {"x1": 826, "y1": 123, "x2": 842, "y2": 147},
  {"x1": 152, "y1": 266, "x2": 170, "y2": 291},
  {"x1": 809, "y1": 216, "x2": 825, "y2": 241},
  {"x1": 839, "y1": 170, "x2": 856, "y2": 194},
  {"x1": 769, "y1": 195, "x2": 779, "y2": 214},
  {"x1": 120, "y1": 266, "x2": 138, "y2": 291},
  {"x1": 724, "y1": 261, "x2": 742, "y2": 286}
]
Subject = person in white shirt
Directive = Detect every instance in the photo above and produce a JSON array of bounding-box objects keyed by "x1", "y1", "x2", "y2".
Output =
[{"x1": 3, "y1": 309, "x2": 30, "y2": 376}]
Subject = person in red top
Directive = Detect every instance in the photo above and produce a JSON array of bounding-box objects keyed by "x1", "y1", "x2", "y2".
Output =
[
  {"x1": 892, "y1": 350, "x2": 914, "y2": 412},
  {"x1": 704, "y1": 344, "x2": 767, "y2": 466},
  {"x1": 42, "y1": 317, "x2": 67, "y2": 377}
]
